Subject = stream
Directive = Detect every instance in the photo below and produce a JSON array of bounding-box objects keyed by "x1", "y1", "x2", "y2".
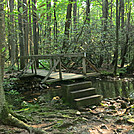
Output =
[{"x1": 92, "y1": 78, "x2": 134, "y2": 99}]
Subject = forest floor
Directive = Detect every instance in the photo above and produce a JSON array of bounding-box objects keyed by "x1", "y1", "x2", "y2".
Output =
[{"x1": 1, "y1": 72, "x2": 134, "y2": 134}]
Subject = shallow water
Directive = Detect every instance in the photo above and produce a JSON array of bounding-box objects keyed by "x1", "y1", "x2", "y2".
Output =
[{"x1": 92, "y1": 79, "x2": 134, "y2": 99}]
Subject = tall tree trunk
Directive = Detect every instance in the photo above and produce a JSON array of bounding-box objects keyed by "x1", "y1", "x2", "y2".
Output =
[
  {"x1": 47, "y1": 0, "x2": 51, "y2": 47},
  {"x1": 110, "y1": 0, "x2": 113, "y2": 28},
  {"x1": 0, "y1": 0, "x2": 6, "y2": 116},
  {"x1": 113, "y1": 0, "x2": 119, "y2": 75},
  {"x1": 29, "y1": 0, "x2": 33, "y2": 55},
  {"x1": 18, "y1": 0, "x2": 25, "y2": 69},
  {"x1": 120, "y1": 0, "x2": 131, "y2": 67},
  {"x1": 32, "y1": 0, "x2": 39, "y2": 56},
  {"x1": 86, "y1": 0, "x2": 91, "y2": 50},
  {"x1": 62, "y1": 0, "x2": 73, "y2": 52},
  {"x1": 9, "y1": 0, "x2": 16, "y2": 65},
  {"x1": 99, "y1": 0, "x2": 108, "y2": 67},
  {"x1": 23, "y1": 0, "x2": 28, "y2": 56},
  {"x1": 54, "y1": 0, "x2": 57, "y2": 45},
  {"x1": 73, "y1": 0, "x2": 77, "y2": 30},
  {"x1": 86, "y1": 0, "x2": 90, "y2": 23}
]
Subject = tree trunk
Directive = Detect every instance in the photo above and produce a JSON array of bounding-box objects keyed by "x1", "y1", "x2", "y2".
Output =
[
  {"x1": 32, "y1": 0, "x2": 39, "y2": 67},
  {"x1": 47, "y1": 0, "x2": 51, "y2": 46},
  {"x1": 29, "y1": 0, "x2": 33, "y2": 55},
  {"x1": 0, "y1": 0, "x2": 6, "y2": 117},
  {"x1": 120, "y1": 0, "x2": 131, "y2": 67},
  {"x1": 62, "y1": 0, "x2": 73, "y2": 52},
  {"x1": 113, "y1": 0, "x2": 119, "y2": 75},
  {"x1": 18, "y1": 0, "x2": 25, "y2": 69},
  {"x1": 23, "y1": 0, "x2": 29, "y2": 56},
  {"x1": 73, "y1": 0, "x2": 77, "y2": 30},
  {"x1": 98, "y1": 0, "x2": 108, "y2": 67},
  {"x1": 9, "y1": 0, "x2": 16, "y2": 65},
  {"x1": 86, "y1": 0, "x2": 90, "y2": 23},
  {"x1": 32, "y1": 0, "x2": 39, "y2": 56},
  {"x1": 54, "y1": 0, "x2": 58, "y2": 45}
]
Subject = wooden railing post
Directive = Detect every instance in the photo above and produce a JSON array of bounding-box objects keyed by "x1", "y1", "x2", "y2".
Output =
[
  {"x1": 31, "y1": 58, "x2": 34, "y2": 73},
  {"x1": 50, "y1": 58, "x2": 53, "y2": 69},
  {"x1": 58, "y1": 57, "x2": 62, "y2": 80},
  {"x1": 82, "y1": 52, "x2": 86, "y2": 75},
  {"x1": 54, "y1": 59, "x2": 57, "y2": 71},
  {"x1": 34, "y1": 58, "x2": 37, "y2": 75}
]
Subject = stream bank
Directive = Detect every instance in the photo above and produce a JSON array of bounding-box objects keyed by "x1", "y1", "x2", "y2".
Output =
[{"x1": 1, "y1": 73, "x2": 134, "y2": 133}]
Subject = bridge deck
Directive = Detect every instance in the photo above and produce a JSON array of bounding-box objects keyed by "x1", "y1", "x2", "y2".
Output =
[{"x1": 26, "y1": 69, "x2": 100, "y2": 82}]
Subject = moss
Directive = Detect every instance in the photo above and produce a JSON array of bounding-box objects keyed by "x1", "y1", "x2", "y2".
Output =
[{"x1": 0, "y1": 104, "x2": 9, "y2": 124}]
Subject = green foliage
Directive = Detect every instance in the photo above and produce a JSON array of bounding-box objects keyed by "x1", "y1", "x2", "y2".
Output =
[
  {"x1": 117, "y1": 68, "x2": 127, "y2": 75},
  {"x1": 100, "y1": 71, "x2": 114, "y2": 76},
  {"x1": 5, "y1": 90, "x2": 24, "y2": 110},
  {"x1": 39, "y1": 59, "x2": 50, "y2": 70}
]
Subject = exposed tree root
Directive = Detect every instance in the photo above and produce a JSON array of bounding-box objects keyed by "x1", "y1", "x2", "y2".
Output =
[{"x1": 1, "y1": 113, "x2": 46, "y2": 134}]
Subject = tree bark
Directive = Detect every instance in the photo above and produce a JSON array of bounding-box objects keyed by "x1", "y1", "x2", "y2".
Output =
[
  {"x1": 120, "y1": 0, "x2": 131, "y2": 67},
  {"x1": 73, "y1": 0, "x2": 77, "y2": 30},
  {"x1": 47, "y1": 0, "x2": 51, "y2": 46},
  {"x1": 23, "y1": 0, "x2": 29, "y2": 56},
  {"x1": 18, "y1": 0, "x2": 25, "y2": 69},
  {"x1": 0, "y1": 0, "x2": 6, "y2": 116},
  {"x1": 98, "y1": 0, "x2": 108, "y2": 67},
  {"x1": 62, "y1": 0, "x2": 73, "y2": 52},
  {"x1": 113, "y1": 0, "x2": 119, "y2": 75},
  {"x1": 29, "y1": 0, "x2": 33, "y2": 55},
  {"x1": 9, "y1": 0, "x2": 16, "y2": 65},
  {"x1": 54, "y1": 0, "x2": 58, "y2": 45},
  {"x1": 32, "y1": 0, "x2": 39, "y2": 56}
]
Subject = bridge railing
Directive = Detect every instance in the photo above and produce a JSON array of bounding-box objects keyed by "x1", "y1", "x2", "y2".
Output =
[{"x1": 21, "y1": 53, "x2": 99, "y2": 82}]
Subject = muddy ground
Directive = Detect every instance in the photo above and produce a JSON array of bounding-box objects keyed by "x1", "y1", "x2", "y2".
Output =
[{"x1": 1, "y1": 73, "x2": 134, "y2": 134}]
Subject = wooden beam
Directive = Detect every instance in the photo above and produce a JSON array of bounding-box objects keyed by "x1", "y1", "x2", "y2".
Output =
[
  {"x1": 86, "y1": 58, "x2": 99, "y2": 73},
  {"x1": 41, "y1": 59, "x2": 60, "y2": 83},
  {"x1": 82, "y1": 57, "x2": 86, "y2": 75},
  {"x1": 21, "y1": 53, "x2": 85, "y2": 60},
  {"x1": 59, "y1": 58, "x2": 62, "y2": 80}
]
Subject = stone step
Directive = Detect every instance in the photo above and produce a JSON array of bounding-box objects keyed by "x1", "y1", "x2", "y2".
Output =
[
  {"x1": 62, "y1": 81, "x2": 92, "y2": 92},
  {"x1": 74, "y1": 95, "x2": 102, "y2": 108},
  {"x1": 70, "y1": 88, "x2": 96, "y2": 99}
]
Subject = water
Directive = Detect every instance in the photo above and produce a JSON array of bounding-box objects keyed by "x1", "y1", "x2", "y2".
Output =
[{"x1": 92, "y1": 79, "x2": 134, "y2": 99}]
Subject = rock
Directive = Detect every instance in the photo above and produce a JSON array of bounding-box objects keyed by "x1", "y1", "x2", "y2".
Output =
[
  {"x1": 109, "y1": 100, "x2": 116, "y2": 105},
  {"x1": 100, "y1": 124, "x2": 108, "y2": 129},
  {"x1": 130, "y1": 98, "x2": 134, "y2": 105},
  {"x1": 109, "y1": 105, "x2": 116, "y2": 110},
  {"x1": 76, "y1": 111, "x2": 81, "y2": 115},
  {"x1": 122, "y1": 97, "x2": 129, "y2": 102},
  {"x1": 90, "y1": 106, "x2": 96, "y2": 110},
  {"x1": 114, "y1": 96, "x2": 122, "y2": 100},
  {"x1": 117, "y1": 128, "x2": 124, "y2": 132},
  {"x1": 127, "y1": 118, "x2": 134, "y2": 124},
  {"x1": 120, "y1": 101, "x2": 127, "y2": 109}
]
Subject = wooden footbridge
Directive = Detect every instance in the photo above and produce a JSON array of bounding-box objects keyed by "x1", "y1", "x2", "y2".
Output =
[
  {"x1": 19, "y1": 53, "x2": 102, "y2": 107},
  {"x1": 20, "y1": 53, "x2": 100, "y2": 83}
]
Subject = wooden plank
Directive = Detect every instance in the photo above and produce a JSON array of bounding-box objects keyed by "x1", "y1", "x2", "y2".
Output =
[
  {"x1": 59, "y1": 58, "x2": 62, "y2": 80},
  {"x1": 82, "y1": 57, "x2": 86, "y2": 75},
  {"x1": 21, "y1": 53, "x2": 85, "y2": 60},
  {"x1": 86, "y1": 59, "x2": 100, "y2": 73},
  {"x1": 41, "y1": 59, "x2": 60, "y2": 83}
]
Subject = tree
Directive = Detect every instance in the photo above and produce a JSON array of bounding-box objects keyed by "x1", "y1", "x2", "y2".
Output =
[
  {"x1": 23, "y1": 0, "x2": 29, "y2": 56},
  {"x1": 9, "y1": 0, "x2": 16, "y2": 65},
  {"x1": 113, "y1": 0, "x2": 119, "y2": 75},
  {"x1": 62, "y1": 0, "x2": 73, "y2": 52},
  {"x1": 54, "y1": 0, "x2": 58, "y2": 44},
  {"x1": 32, "y1": 0, "x2": 39, "y2": 56},
  {"x1": 120, "y1": 0, "x2": 131, "y2": 67},
  {"x1": 18, "y1": 0, "x2": 25, "y2": 69},
  {"x1": 0, "y1": 1, "x2": 45, "y2": 133}
]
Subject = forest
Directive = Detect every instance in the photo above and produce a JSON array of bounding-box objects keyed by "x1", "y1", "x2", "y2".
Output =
[{"x1": 0, "y1": 0, "x2": 134, "y2": 133}]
